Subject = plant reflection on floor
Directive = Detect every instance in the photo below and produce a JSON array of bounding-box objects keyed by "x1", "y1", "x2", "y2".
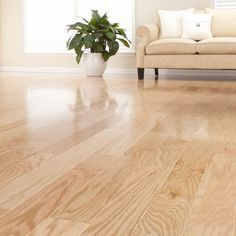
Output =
[{"x1": 73, "y1": 78, "x2": 118, "y2": 111}]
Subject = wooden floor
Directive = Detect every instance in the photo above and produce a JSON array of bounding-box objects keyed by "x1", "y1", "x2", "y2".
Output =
[{"x1": 0, "y1": 73, "x2": 236, "y2": 236}]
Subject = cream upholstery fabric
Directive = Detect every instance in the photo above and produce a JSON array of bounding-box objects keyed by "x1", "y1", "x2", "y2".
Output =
[
  {"x1": 197, "y1": 37, "x2": 236, "y2": 54},
  {"x1": 146, "y1": 38, "x2": 197, "y2": 55},
  {"x1": 136, "y1": 24, "x2": 159, "y2": 67},
  {"x1": 144, "y1": 55, "x2": 236, "y2": 69},
  {"x1": 205, "y1": 9, "x2": 236, "y2": 37},
  {"x1": 157, "y1": 9, "x2": 194, "y2": 38}
]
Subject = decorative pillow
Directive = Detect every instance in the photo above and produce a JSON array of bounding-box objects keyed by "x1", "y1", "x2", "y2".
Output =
[
  {"x1": 157, "y1": 9, "x2": 194, "y2": 39},
  {"x1": 182, "y1": 13, "x2": 213, "y2": 41}
]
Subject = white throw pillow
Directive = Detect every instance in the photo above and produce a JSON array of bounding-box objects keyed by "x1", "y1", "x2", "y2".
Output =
[
  {"x1": 182, "y1": 13, "x2": 213, "y2": 41},
  {"x1": 158, "y1": 9, "x2": 194, "y2": 38}
]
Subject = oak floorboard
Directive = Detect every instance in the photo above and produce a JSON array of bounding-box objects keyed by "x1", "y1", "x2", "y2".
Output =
[
  {"x1": 0, "y1": 84, "x2": 161, "y2": 165},
  {"x1": 0, "y1": 106, "x2": 120, "y2": 183},
  {"x1": 42, "y1": 103, "x2": 162, "y2": 155},
  {"x1": 0, "y1": 153, "x2": 55, "y2": 187},
  {"x1": 132, "y1": 144, "x2": 211, "y2": 236},
  {"x1": 0, "y1": 99, "x2": 121, "y2": 160},
  {"x1": 0, "y1": 120, "x2": 26, "y2": 133},
  {"x1": 0, "y1": 208, "x2": 7, "y2": 219},
  {"x1": 131, "y1": 96, "x2": 227, "y2": 236},
  {"x1": 0, "y1": 129, "x2": 123, "y2": 210},
  {"x1": 0, "y1": 144, "x2": 43, "y2": 170},
  {"x1": 0, "y1": 103, "x2": 168, "y2": 210},
  {"x1": 100, "y1": 86, "x2": 202, "y2": 157},
  {"x1": 40, "y1": 109, "x2": 125, "y2": 154},
  {"x1": 27, "y1": 218, "x2": 88, "y2": 236},
  {"x1": 183, "y1": 153, "x2": 236, "y2": 236},
  {"x1": 235, "y1": 208, "x2": 236, "y2": 236},
  {"x1": 54, "y1": 132, "x2": 187, "y2": 236},
  {"x1": 0, "y1": 105, "x2": 172, "y2": 235},
  {"x1": 99, "y1": 110, "x2": 169, "y2": 156},
  {"x1": 1, "y1": 75, "x2": 236, "y2": 235},
  {"x1": 0, "y1": 105, "x2": 120, "y2": 168},
  {"x1": 0, "y1": 153, "x2": 119, "y2": 235},
  {"x1": 0, "y1": 77, "x2": 139, "y2": 154}
]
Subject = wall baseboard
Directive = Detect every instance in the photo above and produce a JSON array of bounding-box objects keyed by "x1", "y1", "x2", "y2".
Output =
[{"x1": 1, "y1": 66, "x2": 236, "y2": 77}]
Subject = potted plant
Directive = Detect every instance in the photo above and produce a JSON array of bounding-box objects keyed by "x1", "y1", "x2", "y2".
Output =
[{"x1": 67, "y1": 10, "x2": 131, "y2": 77}]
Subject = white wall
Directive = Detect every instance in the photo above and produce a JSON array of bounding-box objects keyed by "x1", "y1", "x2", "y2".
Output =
[
  {"x1": 136, "y1": 0, "x2": 211, "y2": 25},
  {"x1": 0, "y1": 0, "x2": 211, "y2": 69}
]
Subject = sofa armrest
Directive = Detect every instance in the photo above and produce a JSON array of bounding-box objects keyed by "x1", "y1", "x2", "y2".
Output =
[{"x1": 136, "y1": 24, "x2": 159, "y2": 67}]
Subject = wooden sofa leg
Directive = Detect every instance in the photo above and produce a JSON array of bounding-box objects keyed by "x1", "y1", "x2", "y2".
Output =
[
  {"x1": 155, "y1": 68, "x2": 159, "y2": 80},
  {"x1": 137, "y1": 68, "x2": 144, "y2": 80}
]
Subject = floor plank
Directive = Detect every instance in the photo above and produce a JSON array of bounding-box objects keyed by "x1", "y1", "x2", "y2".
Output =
[
  {"x1": 132, "y1": 144, "x2": 211, "y2": 236},
  {"x1": 27, "y1": 218, "x2": 88, "y2": 236},
  {"x1": 0, "y1": 208, "x2": 7, "y2": 219},
  {"x1": 0, "y1": 153, "x2": 55, "y2": 187},
  {"x1": 0, "y1": 129, "x2": 123, "y2": 210},
  {"x1": 183, "y1": 152, "x2": 236, "y2": 236},
  {"x1": 0, "y1": 153, "x2": 119, "y2": 235},
  {"x1": 55, "y1": 132, "x2": 187, "y2": 236}
]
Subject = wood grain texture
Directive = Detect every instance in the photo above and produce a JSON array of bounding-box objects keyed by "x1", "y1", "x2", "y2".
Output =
[
  {"x1": 235, "y1": 207, "x2": 236, "y2": 236},
  {"x1": 0, "y1": 129, "x2": 122, "y2": 210},
  {"x1": 0, "y1": 74, "x2": 236, "y2": 235},
  {"x1": 0, "y1": 153, "x2": 55, "y2": 187},
  {"x1": 0, "y1": 153, "x2": 119, "y2": 235},
  {"x1": 54, "y1": 132, "x2": 180, "y2": 221},
  {"x1": 27, "y1": 218, "x2": 88, "y2": 236},
  {"x1": 183, "y1": 153, "x2": 236, "y2": 236},
  {"x1": 0, "y1": 208, "x2": 7, "y2": 219},
  {"x1": 132, "y1": 144, "x2": 210, "y2": 236},
  {"x1": 78, "y1": 136, "x2": 186, "y2": 236},
  {"x1": 131, "y1": 88, "x2": 230, "y2": 236}
]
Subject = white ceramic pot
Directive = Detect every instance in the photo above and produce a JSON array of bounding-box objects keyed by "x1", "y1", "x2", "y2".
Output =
[{"x1": 82, "y1": 53, "x2": 107, "y2": 77}]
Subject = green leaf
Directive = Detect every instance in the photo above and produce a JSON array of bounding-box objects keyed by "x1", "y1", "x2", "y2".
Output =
[
  {"x1": 108, "y1": 41, "x2": 119, "y2": 56},
  {"x1": 93, "y1": 32, "x2": 103, "y2": 39},
  {"x1": 100, "y1": 14, "x2": 110, "y2": 26},
  {"x1": 111, "y1": 23, "x2": 119, "y2": 28},
  {"x1": 68, "y1": 34, "x2": 82, "y2": 50},
  {"x1": 84, "y1": 35, "x2": 94, "y2": 49},
  {"x1": 66, "y1": 35, "x2": 73, "y2": 48},
  {"x1": 90, "y1": 18, "x2": 98, "y2": 28},
  {"x1": 68, "y1": 22, "x2": 87, "y2": 30},
  {"x1": 93, "y1": 43, "x2": 103, "y2": 53},
  {"x1": 116, "y1": 28, "x2": 128, "y2": 38},
  {"x1": 91, "y1": 10, "x2": 101, "y2": 22},
  {"x1": 76, "y1": 51, "x2": 83, "y2": 64},
  {"x1": 117, "y1": 38, "x2": 130, "y2": 48},
  {"x1": 101, "y1": 13, "x2": 108, "y2": 19},
  {"x1": 102, "y1": 51, "x2": 110, "y2": 61},
  {"x1": 75, "y1": 42, "x2": 83, "y2": 55},
  {"x1": 105, "y1": 32, "x2": 116, "y2": 40},
  {"x1": 82, "y1": 17, "x2": 89, "y2": 23}
]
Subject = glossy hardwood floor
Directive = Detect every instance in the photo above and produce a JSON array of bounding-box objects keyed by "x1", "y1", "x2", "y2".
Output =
[{"x1": 0, "y1": 73, "x2": 236, "y2": 236}]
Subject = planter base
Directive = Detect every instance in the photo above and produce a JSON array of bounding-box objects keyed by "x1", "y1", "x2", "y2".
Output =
[{"x1": 82, "y1": 53, "x2": 107, "y2": 77}]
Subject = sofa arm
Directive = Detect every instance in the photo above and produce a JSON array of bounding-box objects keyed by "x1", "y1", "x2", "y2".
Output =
[{"x1": 136, "y1": 24, "x2": 159, "y2": 67}]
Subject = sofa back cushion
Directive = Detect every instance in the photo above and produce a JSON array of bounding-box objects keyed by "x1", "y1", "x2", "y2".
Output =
[
  {"x1": 157, "y1": 9, "x2": 194, "y2": 39},
  {"x1": 205, "y1": 8, "x2": 236, "y2": 37}
]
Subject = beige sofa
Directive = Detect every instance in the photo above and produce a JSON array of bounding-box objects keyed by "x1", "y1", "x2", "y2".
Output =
[{"x1": 136, "y1": 9, "x2": 236, "y2": 79}]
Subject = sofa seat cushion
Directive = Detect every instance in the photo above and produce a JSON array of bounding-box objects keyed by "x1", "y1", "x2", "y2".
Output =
[
  {"x1": 197, "y1": 37, "x2": 236, "y2": 54},
  {"x1": 146, "y1": 38, "x2": 197, "y2": 55}
]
